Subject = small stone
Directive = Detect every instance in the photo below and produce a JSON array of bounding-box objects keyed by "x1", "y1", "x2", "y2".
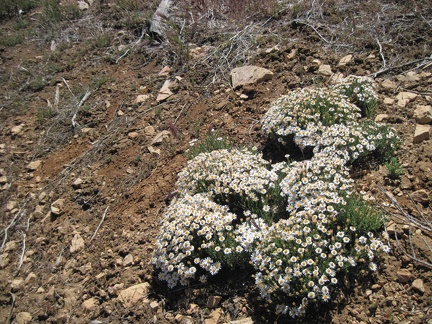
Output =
[
  {"x1": 25, "y1": 272, "x2": 37, "y2": 285},
  {"x1": 413, "y1": 124, "x2": 431, "y2": 144},
  {"x1": 15, "y1": 312, "x2": 32, "y2": 324},
  {"x1": 174, "y1": 314, "x2": 183, "y2": 322},
  {"x1": 239, "y1": 93, "x2": 248, "y2": 99},
  {"x1": 150, "y1": 300, "x2": 159, "y2": 311},
  {"x1": 375, "y1": 114, "x2": 389, "y2": 122},
  {"x1": 151, "y1": 130, "x2": 171, "y2": 145},
  {"x1": 204, "y1": 308, "x2": 223, "y2": 324},
  {"x1": 11, "y1": 278, "x2": 24, "y2": 290},
  {"x1": 11, "y1": 124, "x2": 24, "y2": 136},
  {"x1": 338, "y1": 54, "x2": 352, "y2": 66},
  {"x1": 383, "y1": 97, "x2": 395, "y2": 105},
  {"x1": 207, "y1": 295, "x2": 222, "y2": 309},
  {"x1": 230, "y1": 66, "x2": 273, "y2": 89},
  {"x1": 381, "y1": 79, "x2": 397, "y2": 90},
  {"x1": 50, "y1": 199, "x2": 65, "y2": 216},
  {"x1": 27, "y1": 160, "x2": 42, "y2": 171},
  {"x1": 413, "y1": 105, "x2": 432, "y2": 124},
  {"x1": 397, "y1": 269, "x2": 413, "y2": 283},
  {"x1": 230, "y1": 317, "x2": 254, "y2": 324},
  {"x1": 81, "y1": 127, "x2": 95, "y2": 134},
  {"x1": 286, "y1": 49, "x2": 297, "y2": 59},
  {"x1": 411, "y1": 189, "x2": 430, "y2": 204},
  {"x1": 70, "y1": 233, "x2": 85, "y2": 253},
  {"x1": 396, "y1": 91, "x2": 417, "y2": 108},
  {"x1": 0, "y1": 253, "x2": 10, "y2": 268},
  {"x1": 144, "y1": 126, "x2": 156, "y2": 136},
  {"x1": 156, "y1": 79, "x2": 176, "y2": 102},
  {"x1": 72, "y1": 178, "x2": 84, "y2": 189},
  {"x1": 317, "y1": 64, "x2": 333, "y2": 76},
  {"x1": 6, "y1": 200, "x2": 17, "y2": 211},
  {"x1": 136, "y1": 94, "x2": 151, "y2": 104},
  {"x1": 36, "y1": 287, "x2": 45, "y2": 293},
  {"x1": 187, "y1": 303, "x2": 199, "y2": 315},
  {"x1": 82, "y1": 297, "x2": 98, "y2": 311},
  {"x1": 148, "y1": 146, "x2": 161, "y2": 155},
  {"x1": 117, "y1": 110, "x2": 124, "y2": 116},
  {"x1": 0, "y1": 176, "x2": 7, "y2": 184},
  {"x1": 158, "y1": 66, "x2": 171, "y2": 76},
  {"x1": 329, "y1": 72, "x2": 344, "y2": 83},
  {"x1": 412, "y1": 278, "x2": 425, "y2": 294},
  {"x1": 123, "y1": 254, "x2": 134, "y2": 266},
  {"x1": 118, "y1": 283, "x2": 150, "y2": 308},
  {"x1": 128, "y1": 132, "x2": 139, "y2": 139},
  {"x1": 77, "y1": 1, "x2": 89, "y2": 10},
  {"x1": 4, "y1": 241, "x2": 17, "y2": 252}
]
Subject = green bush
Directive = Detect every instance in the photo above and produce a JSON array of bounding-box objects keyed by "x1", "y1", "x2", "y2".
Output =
[
  {"x1": 152, "y1": 75, "x2": 395, "y2": 318},
  {"x1": 0, "y1": 0, "x2": 39, "y2": 21}
]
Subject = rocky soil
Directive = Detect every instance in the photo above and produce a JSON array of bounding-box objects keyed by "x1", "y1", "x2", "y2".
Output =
[{"x1": 0, "y1": 1, "x2": 431, "y2": 323}]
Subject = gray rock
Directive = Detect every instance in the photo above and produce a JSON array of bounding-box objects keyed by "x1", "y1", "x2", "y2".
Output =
[
  {"x1": 396, "y1": 91, "x2": 417, "y2": 108},
  {"x1": 411, "y1": 278, "x2": 425, "y2": 294},
  {"x1": 70, "y1": 233, "x2": 85, "y2": 253},
  {"x1": 338, "y1": 55, "x2": 352, "y2": 66},
  {"x1": 118, "y1": 282, "x2": 150, "y2": 308},
  {"x1": 397, "y1": 269, "x2": 413, "y2": 283},
  {"x1": 413, "y1": 105, "x2": 432, "y2": 124},
  {"x1": 317, "y1": 64, "x2": 333, "y2": 76},
  {"x1": 15, "y1": 312, "x2": 32, "y2": 324},
  {"x1": 413, "y1": 124, "x2": 431, "y2": 144},
  {"x1": 230, "y1": 66, "x2": 273, "y2": 89},
  {"x1": 375, "y1": 114, "x2": 389, "y2": 122},
  {"x1": 411, "y1": 189, "x2": 430, "y2": 204},
  {"x1": 27, "y1": 160, "x2": 42, "y2": 171},
  {"x1": 50, "y1": 199, "x2": 65, "y2": 216},
  {"x1": 230, "y1": 318, "x2": 254, "y2": 324}
]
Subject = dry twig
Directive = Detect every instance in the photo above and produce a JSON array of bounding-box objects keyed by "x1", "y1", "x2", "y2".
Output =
[
  {"x1": 378, "y1": 184, "x2": 432, "y2": 269},
  {"x1": 90, "y1": 206, "x2": 109, "y2": 241}
]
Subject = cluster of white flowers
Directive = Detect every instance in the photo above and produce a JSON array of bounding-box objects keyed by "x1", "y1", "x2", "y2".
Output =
[
  {"x1": 251, "y1": 149, "x2": 390, "y2": 316},
  {"x1": 261, "y1": 77, "x2": 399, "y2": 164},
  {"x1": 331, "y1": 75, "x2": 377, "y2": 115},
  {"x1": 152, "y1": 76, "x2": 396, "y2": 318},
  {"x1": 177, "y1": 148, "x2": 280, "y2": 217},
  {"x1": 261, "y1": 87, "x2": 361, "y2": 143},
  {"x1": 151, "y1": 193, "x2": 242, "y2": 288}
]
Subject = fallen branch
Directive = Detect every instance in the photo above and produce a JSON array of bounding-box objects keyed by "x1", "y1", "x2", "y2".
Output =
[
  {"x1": 378, "y1": 184, "x2": 432, "y2": 269},
  {"x1": 375, "y1": 37, "x2": 386, "y2": 69},
  {"x1": 90, "y1": 206, "x2": 109, "y2": 241},
  {"x1": 1, "y1": 211, "x2": 21, "y2": 250},
  {"x1": 369, "y1": 56, "x2": 432, "y2": 78},
  {"x1": 71, "y1": 90, "x2": 91, "y2": 129},
  {"x1": 16, "y1": 232, "x2": 26, "y2": 274},
  {"x1": 293, "y1": 19, "x2": 332, "y2": 44}
]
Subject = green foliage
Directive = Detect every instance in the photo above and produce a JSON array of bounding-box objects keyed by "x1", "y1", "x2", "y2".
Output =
[
  {"x1": 27, "y1": 77, "x2": 46, "y2": 91},
  {"x1": 337, "y1": 194, "x2": 385, "y2": 233},
  {"x1": 332, "y1": 75, "x2": 378, "y2": 118},
  {"x1": 0, "y1": 33, "x2": 24, "y2": 46},
  {"x1": 0, "y1": 0, "x2": 39, "y2": 21},
  {"x1": 385, "y1": 157, "x2": 405, "y2": 180},
  {"x1": 185, "y1": 133, "x2": 232, "y2": 160},
  {"x1": 37, "y1": 107, "x2": 57, "y2": 122},
  {"x1": 43, "y1": 0, "x2": 81, "y2": 24},
  {"x1": 93, "y1": 33, "x2": 112, "y2": 49},
  {"x1": 153, "y1": 75, "x2": 396, "y2": 318}
]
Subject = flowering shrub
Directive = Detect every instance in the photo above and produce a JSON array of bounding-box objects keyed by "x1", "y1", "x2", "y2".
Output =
[
  {"x1": 261, "y1": 78, "x2": 400, "y2": 164},
  {"x1": 177, "y1": 148, "x2": 283, "y2": 223},
  {"x1": 331, "y1": 75, "x2": 378, "y2": 117},
  {"x1": 261, "y1": 87, "x2": 361, "y2": 146},
  {"x1": 152, "y1": 76, "x2": 397, "y2": 318}
]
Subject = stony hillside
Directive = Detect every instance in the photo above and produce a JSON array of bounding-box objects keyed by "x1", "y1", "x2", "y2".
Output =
[{"x1": 0, "y1": 1, "x2": 431, "y2": 323}]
